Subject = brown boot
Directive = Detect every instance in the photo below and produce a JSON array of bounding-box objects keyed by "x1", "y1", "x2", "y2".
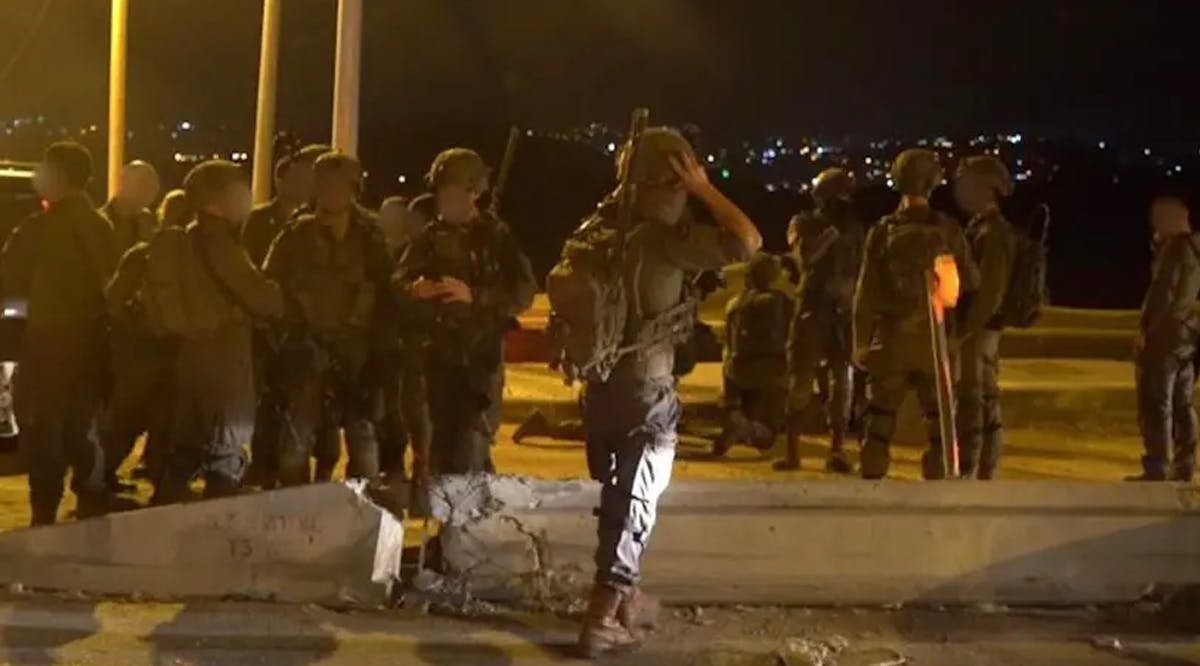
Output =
[
  {"x1": 618, "y1": 587, "x2": 662, "y2": 635},
  {"x1": 772, "y1": 423, "x2": 802, "y2": 472},
  {"x1": 577, "y1": 584, "x2": 640, "y2": 659}
]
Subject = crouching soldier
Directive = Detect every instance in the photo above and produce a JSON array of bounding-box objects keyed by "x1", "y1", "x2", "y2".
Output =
[
  {"x1": 854, "y1": 149, "x2": 977, "y2": 480},
  {"x1": 393, "y1": 148, "x2": 536, "y2": 476},
  {"x1": 713, "y1": 252, "x2": 793, "y2": 456},
  {"x1": 1131, "y1": 196, "x2": 1200, "y2": 482},
  {"x1": 263, "y1": 153, "x2": 392, "y2": 486},
  {"x1": 152, "y1": 161, "x2": 284, "y2": 503}
]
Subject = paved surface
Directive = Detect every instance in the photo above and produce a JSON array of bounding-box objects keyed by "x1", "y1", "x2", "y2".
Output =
[{"x1": 0, "y1": 596, "x2": 1196, "y2": 665}]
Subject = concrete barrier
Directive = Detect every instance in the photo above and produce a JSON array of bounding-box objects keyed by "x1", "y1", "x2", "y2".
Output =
[
  {"x1": 434, "y1": 475, "x2": 1200, "y2": 606},
  {"x1": 0, "y1": 482, "x2": 403, "y2": 606}
]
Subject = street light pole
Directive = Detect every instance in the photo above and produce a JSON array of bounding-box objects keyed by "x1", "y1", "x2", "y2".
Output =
[
  {"x1": 251, "y1": 0, "x2": 282, "y2": 204},
  {"x1": 107, "y1": 0, "x2": 129, "y2": 198},
  {"x1": 331, "y1": 0, "x2": 362, "y2": 156}
]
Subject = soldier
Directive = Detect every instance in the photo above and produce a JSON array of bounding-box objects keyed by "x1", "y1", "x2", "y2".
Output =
[
  {"x1": 0, "y1": 142, "x2": 116, "y2": 525},
  {"x1": 1131, "y1": 196, "x2": 1200, "y2": 482},
  {"x1": 576, "y1": 129, "x2": 761, "y2": 657},
  {"x1": 953, "y1": 156, "x2": 1017, "y2": 479},
  {"x1": 393, "y1": 149, "x2": 536, "y2": 476},
  {"x1": 853, "y1": 149, "x2": 977, "y2": 481},
  {"x1": 153, "y1": 161, "x2": 283, "y2": 503},
  {"x1": 100, "y1": 160, "x2": 161, "y2": 257},
  {"x1": 775, "y1": 168, "x2": 865, "y2": 473},
  {"x1": 100, "y1": 189, "x2": 193, "y2": 492},
  {"x1": 242, "y1": 143, "x2": 327, "y2": 488},
  {"x1": 263, "y1": 153, "x2": 392, "y2": 486},
  {"x1": 713, "y1": 252, "x2": 793, "y2": 456},
  {"x1": 241, "y1": 144, "x2": 327, "y2": 266}
]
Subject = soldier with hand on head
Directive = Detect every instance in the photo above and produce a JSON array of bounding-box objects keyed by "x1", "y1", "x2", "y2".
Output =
[
  {"x1": 152, "y1": 161, "x2": 284, "y2": 504},
  {"x1": 712, "y1": 252, "x2": 793, "y2": 457},
  {"x1": 263, "y1": 152, "x2": 393, "y2": 486},
  {"x1": 1130, "y1": 195, "x2": 1200, "y2": 482},
  {"x1": 853, "y1": 149, "x2": 977, "y2": 481},
  {"x1": 776, "y1": 168, "x2": 865, "y2": 473},
  {"x1": 392, "y1": 149, "x2": 536, "y2": 478},
  {"x1": 1, "y1": 142, "x2": 118, "y2": 525},
  {"x1": 101, "y1": 160, "x2": 161, "y2": 257},
  {"x1": 953, "y1": 156, "x2": 1017, "y2": 480},
  {"x1": 560, "y1": 126, "x2": 761, "y2": 657}
]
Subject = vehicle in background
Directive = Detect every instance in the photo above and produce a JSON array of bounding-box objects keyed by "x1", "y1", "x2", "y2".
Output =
[{"x1": 0, "y1": 162, "x2": 40, "y2": 451}]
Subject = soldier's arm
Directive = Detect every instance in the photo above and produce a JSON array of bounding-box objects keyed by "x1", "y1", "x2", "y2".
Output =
[
  {"x1": 1141, "y1": 240, "x2": 1184, "y2": 334},
  {"x1": 662, "y1": 222, "x2": 754, "y2": 273},
  {"x1": 952, "y1": 226, "x2": 981, "y2": 295},
  {"x1": 391, "y1": 233, "x2": 434, "y2": 307},
  {"x1": 104, "y1": 243, "x2": 150, "y2": 320},
  {"x1": 797, "y1": 217, "x2": 839, "y2": 267},
  {"x1": 852, "y1": 226, "x2": 886, "y2": 353},
  {"x1": 960, "y1": 226, "x2": 1012, "y2": 337},
  {"x1": 85, "y1": 211, "x2": 120, "y2": 285},
  {"x1": 210, "y1": 233, "x2": 284, "y2": 320}
]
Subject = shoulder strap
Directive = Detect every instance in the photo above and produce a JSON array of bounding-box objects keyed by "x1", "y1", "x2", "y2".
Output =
[{"x1": 194, "y1": 232, "x2": 256, "y2": 319}]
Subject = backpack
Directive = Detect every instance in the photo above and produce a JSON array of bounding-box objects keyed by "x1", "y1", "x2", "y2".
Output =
[
  {"x1": 881, "y1": 217, "x2": 952, "y2": 315},
  {"x1": 998, "y1": 204, "x2": 1050, "y2": 329},
  {"x1": 141, "y1": 226, "x2": 194, "y2": 337},
  {"x1": 546, "y1": 212, "x2": 628, "y2": 383},
  {"x1": 730, "y1": 289, "x2": 790, "y2": 363}
]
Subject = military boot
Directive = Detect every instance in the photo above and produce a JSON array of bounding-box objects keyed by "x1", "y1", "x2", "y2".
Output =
[
  {"x1": 772, "y1": 422, "x2": 802, "y2": 471},
  {"x1": 749, "y1": 422, "x2": 777, "y2": 452},
  {"x1": 825, "y1": 431, "x2": 854, "y2": 474},
  {"x1": 1126, "y1": 456, "x2": 1168, "y2": 482},
  {"x1": 513, "y1": 409, "x2": 551, "y2": 444},
  {"x1": 712, "y1": 410, "x2": 750, "y2": 458},
  {"x1": 577, "y1": 584, "x2": 640, "y2": 659},
  {"x1": 617, "y1": 587, "x2": 662, "y2": 636}
]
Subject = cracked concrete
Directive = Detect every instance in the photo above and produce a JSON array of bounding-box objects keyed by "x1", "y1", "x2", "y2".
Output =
[{"x1": 0, "y1": 482, "x2": 405, "y2": 606}]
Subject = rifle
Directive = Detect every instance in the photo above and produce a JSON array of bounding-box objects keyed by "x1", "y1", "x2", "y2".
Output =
[{"x1": 488, "y1": 126, "x2": 521, "y2": 220}]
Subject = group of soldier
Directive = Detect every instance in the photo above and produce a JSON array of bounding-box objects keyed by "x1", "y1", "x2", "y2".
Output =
[
  {"x1": 4, "y1": 127, "x2": 1196, "y2": 659},
  {"x1": 0, "y1": 139, "x2": 536, "y2": 527},
  {"x1": 715, "y1": 149, "x2": 1021, "y2": 481}
]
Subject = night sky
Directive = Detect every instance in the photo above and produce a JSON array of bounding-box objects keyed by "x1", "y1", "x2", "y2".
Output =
[{"x1": 1, "y1": 0, "x2": 1198, "y2": 144}]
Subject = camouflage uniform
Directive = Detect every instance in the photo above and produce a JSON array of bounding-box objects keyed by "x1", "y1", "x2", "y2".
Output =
[
  {"x1": 583, "y1": 129, "x2": 751, "y2": 595},
  {"x1": 781, "y1": 168, "x2": 865, "y2": 471},
  {"x1": 0, "y1": 193, "x2": 115, "y2": 524},
  {"x1": 393, "y1": 149, "x2": 536, "y2": 475},
  {"x1": 154, "y1": 163, "x2": 284, "y2": 504},
  {"x1": 713, "y1": 253, "x2": 793, "y2": 455},
  {"x1": 263, "y1": 205, "x2": 393, "y2": 486},
  {"x1": 854, "y1": 150, "x2": 978, "y2": 480},
  {"x1": 954, "y1": 156, "x2": 1016, "y2": 479},
  {"x1": 1136, "y1": 231, "x2": 1200, "y2": 481},
  {"x1": 101, "y1": 243, "x2": 177, "y2": 488}
]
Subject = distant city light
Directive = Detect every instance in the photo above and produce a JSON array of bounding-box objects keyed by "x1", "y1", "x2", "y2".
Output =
[
  {"x1": 864, "y1": 157, "x2": 872, "y2": 165},
  {"x1": 706, "y1": 154, "x2": 715, "y2": 164},
  {"x1": 1010, "y1": 134, "x2": 1023, "y2": 144},
  {"x1": 775, "y1": 139, "x2": 784, "y2": 148},
  {"x1": 180, "y1": 121, "x2": 193, "y2": 131},
  {"x1": 173, "y1": 152, "x2": 185, "y2": 163},
  {"x1": 397, "y1": 175, "x2": 407, "y2": 184},
  {"x1": 720, "y1": 168, "x2": 731, "y2": 179},
  {"x1": 1144, "y1": 148, "x2": 1152, "y2": 156},
  {"x1": 763, "y1": 148, "x2": 777, "y2": 160},
  {"x1": 606, "y1": 142, "x2": 616, "y2": 153},
  {"x1": 765, "y1": 183, "x2": 776, "y2": 193},
  {"x1": 1098, "y1": 141, "x2": 1106, "y2": 150},
  {"x1": 1176, "y1": 165, "x2": 1184, "y2": 173}
]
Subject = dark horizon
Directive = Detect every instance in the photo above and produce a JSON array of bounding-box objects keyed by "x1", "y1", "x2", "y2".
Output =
[{"x1": 1, "y1": 0, "x2": 1198, "y2": 145}]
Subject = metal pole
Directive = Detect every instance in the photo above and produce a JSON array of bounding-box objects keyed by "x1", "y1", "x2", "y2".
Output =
[
  {"x1": 331, "y1": 0, "x2": 362, "y2": 155},
  {"x1": 107, "y1": 0, "x2": 129, "y2": 198},
  {"x1": 251, "y1": 0, "x2": 283, "y2": 204}
]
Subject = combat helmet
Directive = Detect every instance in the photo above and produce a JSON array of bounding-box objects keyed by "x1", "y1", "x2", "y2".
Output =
[
  {"x1": 956, "y1": 155, "x2": 1014, "y2": 197},
  {"x1": 425, "y1": 148, "x2": 490, "y2": 191},
  {"x1": 890, "y1": 149, "x2": 944, "y2": 196}
]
